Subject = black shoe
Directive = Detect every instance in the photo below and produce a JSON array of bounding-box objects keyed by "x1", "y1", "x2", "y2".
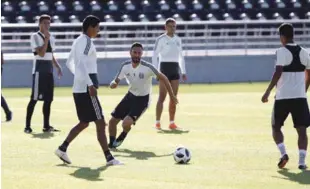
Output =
[
  {"x1": 298, "y1": 165, "x2": 308, "y2": 170},
  {"x1": 278, "y1": 154, "x2": 289, "y2": 169},
  {"x1": 6, "y1": 111, "x2": 12, "y2": 122},
  {"x1": 24, "y1": 127, "x2": 32, "y2": 134},
  {"x1": 43, "y1": 126, "x2": 60, "y2": 133}
]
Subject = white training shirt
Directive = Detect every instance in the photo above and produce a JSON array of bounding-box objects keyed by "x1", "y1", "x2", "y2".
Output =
[
  {"x1": 152, "y1": 33, "x2": 186, "y2": 74},
  {"x1": 66, "y1": 34, "x2": 98, "y2": 93},
  {"x1": 30, "y1": 31, "x2": 56, "y2": 61},
  {"x1": 115, "y1": 60, "x2": 159, "y2": 96},
  {"x1": 275, "y1": 44, "x2": 310, "y2": 100}
]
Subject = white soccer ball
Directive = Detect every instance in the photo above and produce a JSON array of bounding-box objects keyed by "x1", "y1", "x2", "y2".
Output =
[{"x1": 173, "y1": 146, "x2": 191, "y2": 164}]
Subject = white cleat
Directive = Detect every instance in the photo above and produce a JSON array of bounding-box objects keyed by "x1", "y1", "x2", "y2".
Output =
[
  {"x1": 106, "y1": 158, "x2": 124, "y2": 166},
  {"x1": 55, "y1": 149, "x2": 72, "y2": 164}
]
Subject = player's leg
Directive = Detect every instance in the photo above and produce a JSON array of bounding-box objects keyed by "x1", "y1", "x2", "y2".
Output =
[
  {"x1": 291, "y1": 98, "x2": 310, "y2": 170},
  {"x1": 272, "y1": 100, "x2": 290, "y2": 168},
  {"x1": 108, "y1": 117, "x2": 121, "y2": 148},
  {"x1": 1, "y1": 94, "x2": 12, "y2": 121},
  {"x1": 169, "y1": 79, "x2": 179, "y2": 129},
  {"x1": 113, "y1": 116, "x2": 134, "y2": 147},
  {"x1": 155, "y1": 80, "x2": 167, "y2": 129}
]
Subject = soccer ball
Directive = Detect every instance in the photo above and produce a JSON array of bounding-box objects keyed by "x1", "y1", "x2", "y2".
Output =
[{"x1": 173, "y1": 147, "x2": 191, "y2": 164}]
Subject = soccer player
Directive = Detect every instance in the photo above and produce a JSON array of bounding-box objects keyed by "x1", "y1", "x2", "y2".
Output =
[
  {"x1": 261, "y1": 23, "x2": 310, "y2": 170},
  {"x1": 55, "y1": 15, "x2": 121, "y2": 166},
  {"x1": 1, "y1": 51, "x2": 12, "y2": 121},
  {"x1": 24, "y1": 14, "x2": 62, "y2": 133},
  {"x1": 108, "y1": 42, "x2": 178, "y2": 148},
  {"x1": 152, "y1": 18, "x2": 186, "y2": 130}
]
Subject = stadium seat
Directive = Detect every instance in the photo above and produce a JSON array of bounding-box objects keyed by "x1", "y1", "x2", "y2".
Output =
[
  {"x1": 33, "y1": 15, "x2": 40, "y2": 23},
  {"x1": 306, "y1": 12, "x2": 310, "y2": 19},
  {"x1": 291, "y1": 0, "x2": 301, "y2": 8},
  {"x1": 125, "y1": 0, "x2": 135, "y2": 11},
  {"x1": 256, "y1": 12, "x2": 267, "y2": 20},
  {"x1": 192, "y1": 0, "x2": 203, "y2": 10},
  {"x1": 73, "y1": 1, "x2": 83, "y2": 12},
  {"x1": 141, "y1": 0, "x2": 153, "y2": 12},
  {"x1": 276, "y1": 0, "x2": 286, "y2": 8},
  {"x1": 139, "y1": 14, "x2": 149, "y2": 21},
  {"x1": 55, "y1": 1, "x2": 66, "y2": 12},
  {"x1": 121, "y1": 14, "x2": 132, "y2": 22},
  {"x1": 16, "y1": 16, "x2": 27, "y2": 23},
  {"x1": 19, "y1": 1, "x2": 31, "y2": 12},
  {"x1": 289, "y1": 12, "x2": 299, "y2": 19},
  {"x1": 159, "y1": 0, "x2": 169, "y2": 11},
  {"x1": 206, "y1": 13, "x2": 217, "y2": 21},
  {"x1": 104, "y1": 14, "x2": 114, "y2": 22},
  {"x1": 240, "y1": 13, "x2": 250, "y2": 20},
  {"x1": 108, "y1": 0, "x2": 118, "y2": 11},
  {"x1": 273, "y1": 12, "x2": 283, "y2": 20},
  {"x1": 1, "y1": 16, "x2": 9, "y2": 23},
  {"x1": 190, "y1": 13, "x2": 200, "y2": 21},
  {"x1": 38, "y1": 1, "x2": 49, "y2": 12},
  {"x1": 175, "y1": 0, "x2": 186, "y2": 11},
  {"x1": 90, "y1": 1, "x2": 101, "y2": 11},
  {"x1": 2, "y1": 1, "x2": 13, "y2": 12},
  {"x1": 258, "y1": 0, "x2": 269, "y2": 8},
  {"x1": 223, "y1": 13, "x2": 233, "y2": 20},
  {"x1": 242, "y1": 0, "x2": 253, "y2": 9},
  {"x1": 69, "y1": 15, "x2": 80, "y2": 23},
  {"x1": 173, "y1": 13, "x2": 183, "y2": 21},
  {"x1": 53, "y1": 15, "x2": 62, "y2": 23},
  {"x1": 156, "y1": 14, "x2": 165, "y2": 21},
  {"x1": 226, "y1": 0, "x2": 236, "y2": 10},
  {"x1": 209, "y1": 0, "x2": 220, "y2": 10}
]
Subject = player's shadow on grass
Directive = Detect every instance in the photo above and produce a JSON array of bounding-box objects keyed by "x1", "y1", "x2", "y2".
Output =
[
  {"x1": 275, "y1": 168, "x2": 310, "y2": 185},
  {"x1": 31, "y1": 132, "x2": 55, "y2": 139},
  {"x1": 157, "y1": 129, "x2": 189, "y2": 134},
  {"x1": 56, "y1": 164, "x2": 108, "y2": 181},
  {"x1": 114, "y1": 148, "x2": 172, "y2": 160}
]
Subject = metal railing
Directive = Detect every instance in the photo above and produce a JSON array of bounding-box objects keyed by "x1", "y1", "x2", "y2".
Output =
[{"x1": 1, "y1": 20, "x2": 310, "y2": 57}]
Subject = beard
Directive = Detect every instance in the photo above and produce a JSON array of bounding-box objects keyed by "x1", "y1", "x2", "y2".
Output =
[{"x1": 131, "y1": 57, "x2": 140, "y2": 64}]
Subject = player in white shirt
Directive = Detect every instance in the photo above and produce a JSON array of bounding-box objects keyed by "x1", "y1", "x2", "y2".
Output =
[
  {"x1": 262, "y1": 23, "x2": 310, "y2": 170},
  {"x1": 108, "y1": 42, "x2": 178, "y2": 148},
  {"x1": 152, "y1": 18, "x2": 186, "y2": 130},
  {"x1": 55, "y1": 15, "x2": 122, "y2": 166},
  {"x1": 24, "y1": 14, "x2": 62, "y2": 133}
]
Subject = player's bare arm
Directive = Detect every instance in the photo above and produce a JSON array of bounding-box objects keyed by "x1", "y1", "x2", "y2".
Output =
[
  {"x1": 306, "y1": 69, "x2": 310, "y2": 91},
  {"x1": 52, "y1": 54, "x2": 63, "y2": 78},
  {"x1": 157, "y1": 72, "x2": 178, "y2": 104},
  {"x1": 261, "y1": 65, "x2": 283, "y2": 103}
]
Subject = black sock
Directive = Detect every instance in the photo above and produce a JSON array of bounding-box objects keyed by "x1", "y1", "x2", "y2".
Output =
[
  {"x1": 43, "y1": 101, "x2": 52, "y2": 128},
  {"x1": 26, "y1": 99, "x2": 37, "y2": 128},
  {"x1": 109, "y1": 136, "x2": 116, "y2": 144},
  {"x1": 116, "y1": 131, "x2": 127, "y2": 142},
  {"x1": 59, "y1": 141, "x2": 69, "y2": 152},
  {"x1": 104, "y1": 150, "x2": 114, "y2": 162},
  {"x1": 1, "y1": 95, "x2": 11, "y2": 114}
]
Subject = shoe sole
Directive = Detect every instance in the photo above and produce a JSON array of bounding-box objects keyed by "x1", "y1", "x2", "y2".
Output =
[{"x1": 278, "y1": 159, "x2": 288, "y2": 169}]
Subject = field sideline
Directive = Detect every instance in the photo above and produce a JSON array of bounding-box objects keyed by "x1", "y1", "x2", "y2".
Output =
[{"x1": 1, "y1": 83, "x2": 309, "y2": 189}]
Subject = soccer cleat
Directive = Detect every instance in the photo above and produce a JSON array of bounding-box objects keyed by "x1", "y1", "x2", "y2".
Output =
[
  {"x1": 155, "y1": 123, "x2": 161, "y2": 130},
  {"x1": 112, "y1": 140, "x2": 123, "y2": 148},
  {"x1": 169, "y1": 123, "x2": 179, "y2": 130},
  {"x1": 55, "y1": 149, "x2": 71, "y2": 164},
  {"x1": 298, "y1": 164, "x2": 308, "y2": 170},
  {"x1": 278, "y1": 154, "x2": 289, "y2": 169},
  {"x1": 6, "y1": 111, "x2": 12, "y2": 122},
  {"x1": 43, "y1": 126, "x2": 60, "y2": 133},
  {"x1": 106, "y1": 158, "x2": 123, "y2": 166},
  {"x1": 24, "y1": 127, "x2": 33, "y2": 134}
]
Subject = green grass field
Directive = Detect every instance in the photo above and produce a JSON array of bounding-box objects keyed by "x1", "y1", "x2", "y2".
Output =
[{"x1": 1, "y1": 83, "x2": 309, "y2": 189}]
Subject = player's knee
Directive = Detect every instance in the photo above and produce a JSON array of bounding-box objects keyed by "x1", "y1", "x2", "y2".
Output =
[
  {"x1": 272, "y1": 125, "x2": 282, "y2": 132},
  {"x1": 109, "y1": 117, "x2": 119, "y2": 126},
  {"x1": 78, "y1": 122, "x2": 89, "y2": 129},
  {"x1": 296, "y1": 127, "x2": 307, "y2": 137},
  {"x1": 122, "y1": 117, "x2": 133, "y2": 132},
  {"x1": 158, "y1": 94, "x2": 166, "y2": 103}
]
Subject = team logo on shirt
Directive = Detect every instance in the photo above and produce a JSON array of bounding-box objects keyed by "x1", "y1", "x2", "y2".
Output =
[{"x1": 139, "y1": 73, "x2": 144, "y2": 79}]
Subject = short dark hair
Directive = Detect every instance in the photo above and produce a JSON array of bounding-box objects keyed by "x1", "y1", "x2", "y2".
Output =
[
  {"x1": 278, "y1": 23, "x2": 294, "y2": 39},
  {"x1": 39, "y1": 14, "x2": 51, "y2": 23},
  {"x1": 165, "y1": 18, "x2": 176, "y2": 25},
  {"x1": 131, "y1": 42, "x2": 143, "y2": 50},
  {"x1": 82, "y1": 15, "x2": 100, "y2": 33}
]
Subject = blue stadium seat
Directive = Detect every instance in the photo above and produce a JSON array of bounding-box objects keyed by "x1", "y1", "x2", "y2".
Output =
[
  {"x1": 256, "y1": 12, "x2": 267, "y2": 20},
  {"x1": 139, "y1": 14, "x2": 149, "y2": 21},
  {"x1": 292, "y1": 0, "x2": 301, "y2": 8},
  {"x1": 258, "y1": 0, "x2": 270, "y2": 8},
  {"x1": 159, "y1": 0, "x2": 169, "y2": 11},
  {"x1": 55, "y1": 1, "x2": 66, "y2": 12},
  {"x1": 16, "y1": 16, "x2": 27, "y2": 23},
  {"x1": 175, "y1": 0, "x2": 186, "y2": 11},
  {"x1": 173, "y1": 13, "x2": 183, "y2": 21},
  {"x1": 73, "y1": 1, "x2": 83, "y2": 12},
  {"x1": 53, "y1": 15, "x2": 62, "y2": 23},
  {"x1": 190, "y1": 13, "x2": 200, "y2": 21},
  {"x1": 275, "y1": 0, "x2": 286, "y2": 8},
  {"x1": 121, "y1": 14, "x2": 132, "y2": 22},
  {"x1": 19, "y1": 1, "x2": 31, "y2": 12},
  {"x1": 242, "y1": 0, "x2": 253, "y2": 9},
  {"x1": 226, "y1": 0, "x2": 236, "y2": 10},
  {"x1": 209, "y1": 0, "x2": 220, "y2": 10},
  {"x1": 108, "y1": 0, "x2": 118, "y2": 11},
  {"x1": 90, "y1": 1, "x2": 101, "y2": 11},
  {"x1": 38, "y1": 1, "x2": 49, "y2": 12},
  {"x1": 240, "y1": 13, "x2": 250, "y2": 20},
  {"x1": 1, "y1": 16, "x2": 9, "y2": 23},
  {"x1": 104, "y1": 14, "x2": 114, "y2": 22},
  {"x1": 125, "y1": 0, "x2": 135, "y2": 11},
  {"x1": 192, "y1": 0, "x2": 203, "y2": 10},
  {"x1": 2, "y1": 1, "x2": 13, "y2": 12},
  {"x1": 156, "y1": 14, "x2": 165, "y2": 21},
  {"x1": 69, "y1": 15, "x2": 80, "y2": 23}
]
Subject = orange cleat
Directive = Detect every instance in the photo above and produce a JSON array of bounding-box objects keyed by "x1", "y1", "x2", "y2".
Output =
[
  {"x1": 155, "y1": 123, "x2": 161, "y2": 130},
  {"x1": 169, "y1": 123, "x2": 179, "y2": 130}
]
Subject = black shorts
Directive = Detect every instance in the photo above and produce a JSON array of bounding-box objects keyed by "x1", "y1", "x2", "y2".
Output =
[
  {"x1": 111, "y1": 92, "x2": 149, "y2": 123},
  {"x1": 272, "y1": 98, "x2": 310, "y2": 128},
  {"x1": 73, "y1": 92, "x2": 104, "y2": 123},
  {"x1": 160, "y1": 62, "x2": 180, "y2": 81},
  {"x1": 30, "y1": 72, "x2": 54, "y2": 101}
]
